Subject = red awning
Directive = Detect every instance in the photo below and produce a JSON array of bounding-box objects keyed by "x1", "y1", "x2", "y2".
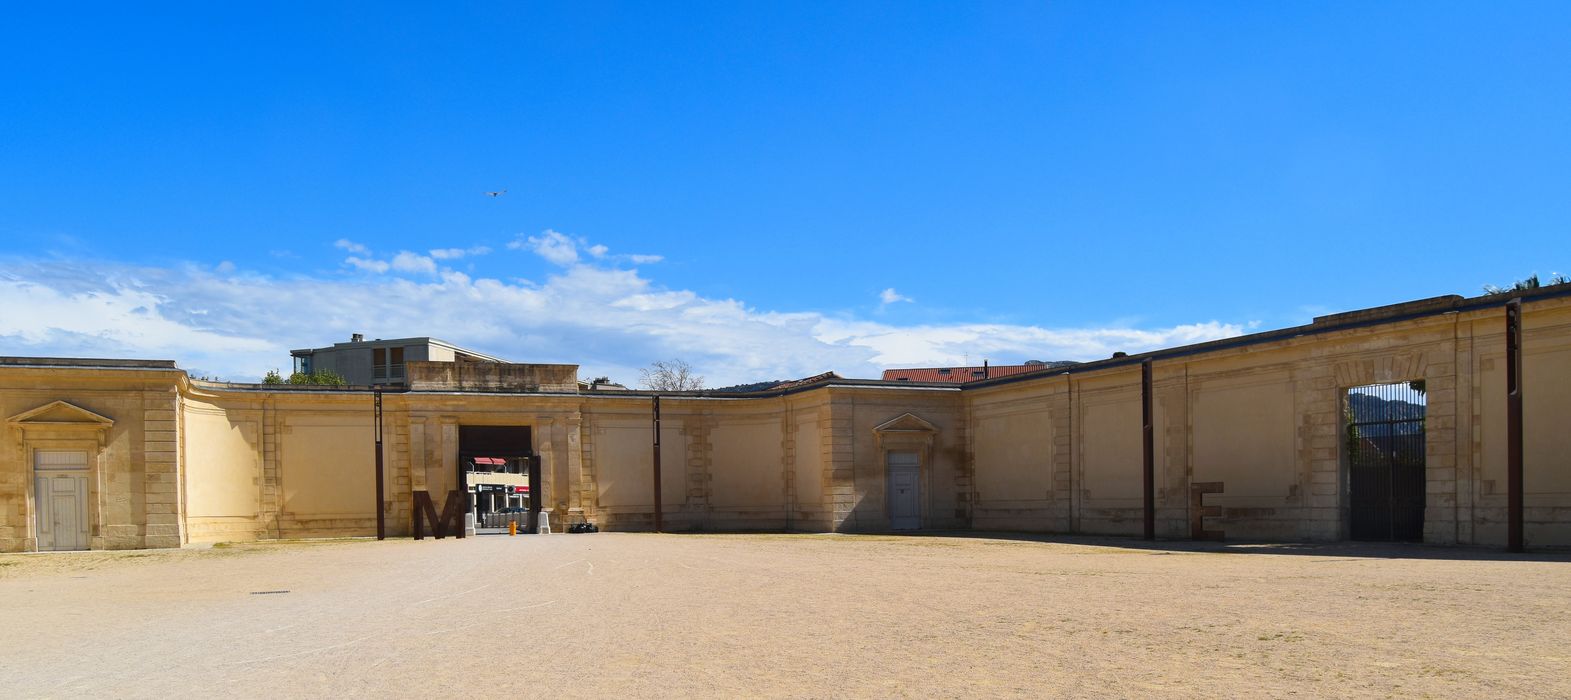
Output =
[{"x1": 473, "y1": 457, "x2": 506, "y2": 466}]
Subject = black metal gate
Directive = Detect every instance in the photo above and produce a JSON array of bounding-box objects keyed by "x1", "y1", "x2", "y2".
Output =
[{"x1": 1346, "y1": 381, "x2": 1427, "y2": 541}]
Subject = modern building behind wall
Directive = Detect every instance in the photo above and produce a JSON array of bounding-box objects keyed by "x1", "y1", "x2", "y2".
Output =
[
  {"x1": 290, "y1": 335, "x2": 506, "y2": 386},
  {"x1": 3, "y1": 286, "x2": 1571, "y2": 553}
]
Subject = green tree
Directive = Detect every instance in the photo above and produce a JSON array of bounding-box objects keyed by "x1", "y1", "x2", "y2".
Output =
[
  {"x1": 1483, "y1": 273, "x2": 1570, "y2": 295},
  {"x1": 283, "y1": 370, "x2": 347, "y2": 386},
  {"x1": 263, "y1": 369, "x2": 284, "y2": 385}
]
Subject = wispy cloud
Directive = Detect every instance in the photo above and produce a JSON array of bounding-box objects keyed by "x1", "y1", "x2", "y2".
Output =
[
  {"x1": 509, "y1": 229, "x2": 582, "y2": 266},
  {"x1": 390, "y1": 251, "x2": 437, "y2": 275},
  {"x1": 879, "y1": 288, "x2": 913, "y2": 305},
  {"x1": 334, "y1": 239, "x2": 370, "y2": 255},
  {"x1": 0, "y1": 242, "x2": 1247, "y2": 384},
  {"x1": 344, "y1": 256, "x2": 390, "y2": 273},
  {"x1": 429, "y1": 246, "x2": 492, "y2": 260},
  {"x1": 507, "y1": 230, "x2": 661, "y2": 267}
]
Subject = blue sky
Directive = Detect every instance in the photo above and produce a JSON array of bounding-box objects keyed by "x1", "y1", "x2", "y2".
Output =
[{"x1": 2, "y1": 3, "x2": 1569, "y2": 385}]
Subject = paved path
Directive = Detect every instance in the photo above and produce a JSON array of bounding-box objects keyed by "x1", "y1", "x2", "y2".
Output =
[{"x1": 2, "y1": 533, "x2": 1569, "y2": 698}]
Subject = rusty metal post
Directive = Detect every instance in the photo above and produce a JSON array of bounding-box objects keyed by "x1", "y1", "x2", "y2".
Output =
[
  {"x1": 1506, "y1": 299, "x2": 1524, "y2": 552},
  {"x1": 374, "y1": 389, "x2": 385, "y2": 540},
  {"x1": 1142, "y1": 359, "x2": 1155, "y2": 540},
  {"x1": 653, "y1": 395, "x2": 663, "y2": 533}
]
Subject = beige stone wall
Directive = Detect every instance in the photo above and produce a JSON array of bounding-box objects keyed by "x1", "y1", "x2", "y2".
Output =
[
  {"x1": 787, "y1": 396, "x2": 832, "y2": 531},
  {"x1": 406, "y1": 361, "x2": 577, "y2": 392},
  {"x1": 0, "y1": 366, "x2": 186, "y2": 552},
  {"x1": 4, "y1": 292, "x2": 1571, "y2": 550},
  {"x1": 1472, "y1": 303, "x2": 1571, "y2": 546},
  {"x1": 579, "y1": 394, "x2": 832, "y2": 532},
  {"x1": 968, "y1": 380, "x2": 1063, "y2": 532},
  {"x1": 183, "y1": 398, "x2": 263, "y2": 542},
  {"x1": 961, "y1": 294, "x2": 1571, "y2": 546},
  {"x1": 832, "y1": 388, "x2": 968, "y2": 532}
]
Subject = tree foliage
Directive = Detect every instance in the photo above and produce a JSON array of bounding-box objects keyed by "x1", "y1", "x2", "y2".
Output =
[
  {"x1": 1484, "y1": 273, "x2": 1570, "y2": 295},
  {"x1": 639, "y1": 359, "x2": 704, "y2": 391},
  {"x1": 263, "y1": 369, "x2": 347, "y2": 386}
]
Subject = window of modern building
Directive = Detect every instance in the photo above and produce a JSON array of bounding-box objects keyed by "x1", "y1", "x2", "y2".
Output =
[{"x1": 372, "y1": 347, "x2": 406, "y2": 381}]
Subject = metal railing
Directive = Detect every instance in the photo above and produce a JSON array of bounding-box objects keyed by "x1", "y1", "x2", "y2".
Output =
[{"x1": 478, "y1": 511, "x2": 529, "y2": 529}]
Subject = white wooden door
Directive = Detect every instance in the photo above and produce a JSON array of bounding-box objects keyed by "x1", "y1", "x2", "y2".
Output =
[
  {"x1": 888, "y1": 451, "x2": 921, "y2": 530},
  {"x1": 34, "y1": 451, "x2": 90, "y2": 551}
]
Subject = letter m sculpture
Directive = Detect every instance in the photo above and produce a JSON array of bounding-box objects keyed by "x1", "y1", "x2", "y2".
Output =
[{"x1": 413, "y1": 490, "x2": 467, "y2": 540}]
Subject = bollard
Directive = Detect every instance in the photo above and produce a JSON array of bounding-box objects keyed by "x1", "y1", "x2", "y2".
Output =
[{"x1": 509, "y1": 520, "x2": 517, "y2": 536}]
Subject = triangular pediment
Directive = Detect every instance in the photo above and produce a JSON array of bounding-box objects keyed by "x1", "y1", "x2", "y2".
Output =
[
  {"x1": 872, "y1": 412, "x2": 937, "y2": 433},
  {"x1": 7, "y1": 400, "x2": 114, "y2": 428}
]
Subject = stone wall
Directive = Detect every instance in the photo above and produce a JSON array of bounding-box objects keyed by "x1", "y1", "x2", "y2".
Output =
[
  {"x1": 3, "y1": 289, "x2": 1571, "y2": 551},
  {"x1": 405, "y1": 361, "x2": 578, "y2": 392}
]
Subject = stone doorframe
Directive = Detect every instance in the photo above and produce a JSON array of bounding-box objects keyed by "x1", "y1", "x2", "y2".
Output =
[
  {"x1": 7, "y1": 401, "x2": 113, "y2": 552},
  {"x1": 872, "y1": 412, "x2": 939, "y2": 529}
]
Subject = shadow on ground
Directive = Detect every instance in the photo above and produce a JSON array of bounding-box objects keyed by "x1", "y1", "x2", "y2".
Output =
[{"x1": 871, "y1": 530, "x2": 1571, "y2": 563}]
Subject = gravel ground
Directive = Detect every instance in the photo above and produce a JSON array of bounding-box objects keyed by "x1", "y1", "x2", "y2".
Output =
[{"x1": 1, "y1": 533, "x2": 1568, "y2": 699}]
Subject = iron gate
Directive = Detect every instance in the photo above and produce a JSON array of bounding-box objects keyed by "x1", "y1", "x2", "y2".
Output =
[{"x1": 1346, "y1": 381, "x2": 1427, "y2": 541}]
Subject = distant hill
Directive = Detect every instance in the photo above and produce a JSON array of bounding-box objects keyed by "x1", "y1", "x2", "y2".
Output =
[
  {"x1": 1348, "y1": 392, "x2": 1425, "y2": 436},
  {"x1": 712, "y1": 372, "x2": 841, "y2": 393}
]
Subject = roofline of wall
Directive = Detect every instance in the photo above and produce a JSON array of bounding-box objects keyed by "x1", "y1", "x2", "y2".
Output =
[
  {"x1": 960, "y1": 283, "x2": 1571, "y2": 391},
  {"x1": 0, "y1": 357, "x2": 180, "y2": 370}
]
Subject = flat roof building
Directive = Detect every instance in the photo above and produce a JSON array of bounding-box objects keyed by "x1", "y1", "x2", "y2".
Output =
[{"x1": 290, "y1": 334, "x2": 506, "y2": 386}]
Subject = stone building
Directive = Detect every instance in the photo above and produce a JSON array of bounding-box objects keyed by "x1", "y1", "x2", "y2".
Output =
[{"x1": 2, "y1": 286, "x2": 1569, "y2": 552}]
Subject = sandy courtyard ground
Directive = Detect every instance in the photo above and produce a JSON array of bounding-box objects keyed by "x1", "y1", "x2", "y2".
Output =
[{"x1": 1, "y1": 533, "x2": 1568, "y2": 698}]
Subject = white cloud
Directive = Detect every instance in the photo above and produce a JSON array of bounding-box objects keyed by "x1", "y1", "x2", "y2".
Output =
[
  {"x1": 0, "y1": 270, "x2": 277, "y2": 378},
  {"x1": 344, "y1": 256, "x2": 390, "y2": 273},
  {"x1": 507, "y1": 230, "x2": 662, "y2": 268},
  {"x1": 880, "y1": 288, "x2": 913, "y2": 305},
  {"x1": 510, "y1": 229, "x2": 581, "y2": 266},
  {"x1": 430, "y1": 246, "x2": 492, "y2": 260},
  {"x1": 390, "y1": 251, "x2": 438, "y2": 275},
  {"x1": 0, "y1": 253, "x2": 1246, "y2": 385},
  {"x1": 334, "y1": 239, "x2": 370, "y2": 255}
]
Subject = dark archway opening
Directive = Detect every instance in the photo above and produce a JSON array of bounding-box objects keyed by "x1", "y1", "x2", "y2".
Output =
[{"x1": 458, "y1": 426, "x2": 541, "y2": 532}]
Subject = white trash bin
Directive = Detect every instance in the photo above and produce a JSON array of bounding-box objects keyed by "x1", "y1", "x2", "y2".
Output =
[
  {"x1": 537, "y1": 511, "x2": 552, "y2": 535},
  {"x1": 464, "y1": 512, "x2": 476, "y2": 537}
]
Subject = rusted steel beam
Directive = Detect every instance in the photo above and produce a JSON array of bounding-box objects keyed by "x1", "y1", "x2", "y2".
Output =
[
  {"x1": 528, "y1": 455, "x2": 543, "y2": 532},
  {"x1": 412, "y1": 489, "x2": 466, "y2": 539},
  {"x1": 1190, "y1": 482, "x2": 1225, "y2": 541},
  {"x1": 374, "y1": 390, "x2": 385, "y2": 541},
  {"x1": 1507, "y1": 299, "x2": 1524, "y2": 552},
  {"x1": 653, "y1": 395, "x2": 663, "y2": 533},
  {"x1": 1142, "y1": 359, "x2": 1155, "y2": 540}
]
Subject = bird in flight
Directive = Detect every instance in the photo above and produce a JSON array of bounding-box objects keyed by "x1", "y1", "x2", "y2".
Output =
[{"x1": 486, "y1": 189, "x2": 507, "y2": 197}]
